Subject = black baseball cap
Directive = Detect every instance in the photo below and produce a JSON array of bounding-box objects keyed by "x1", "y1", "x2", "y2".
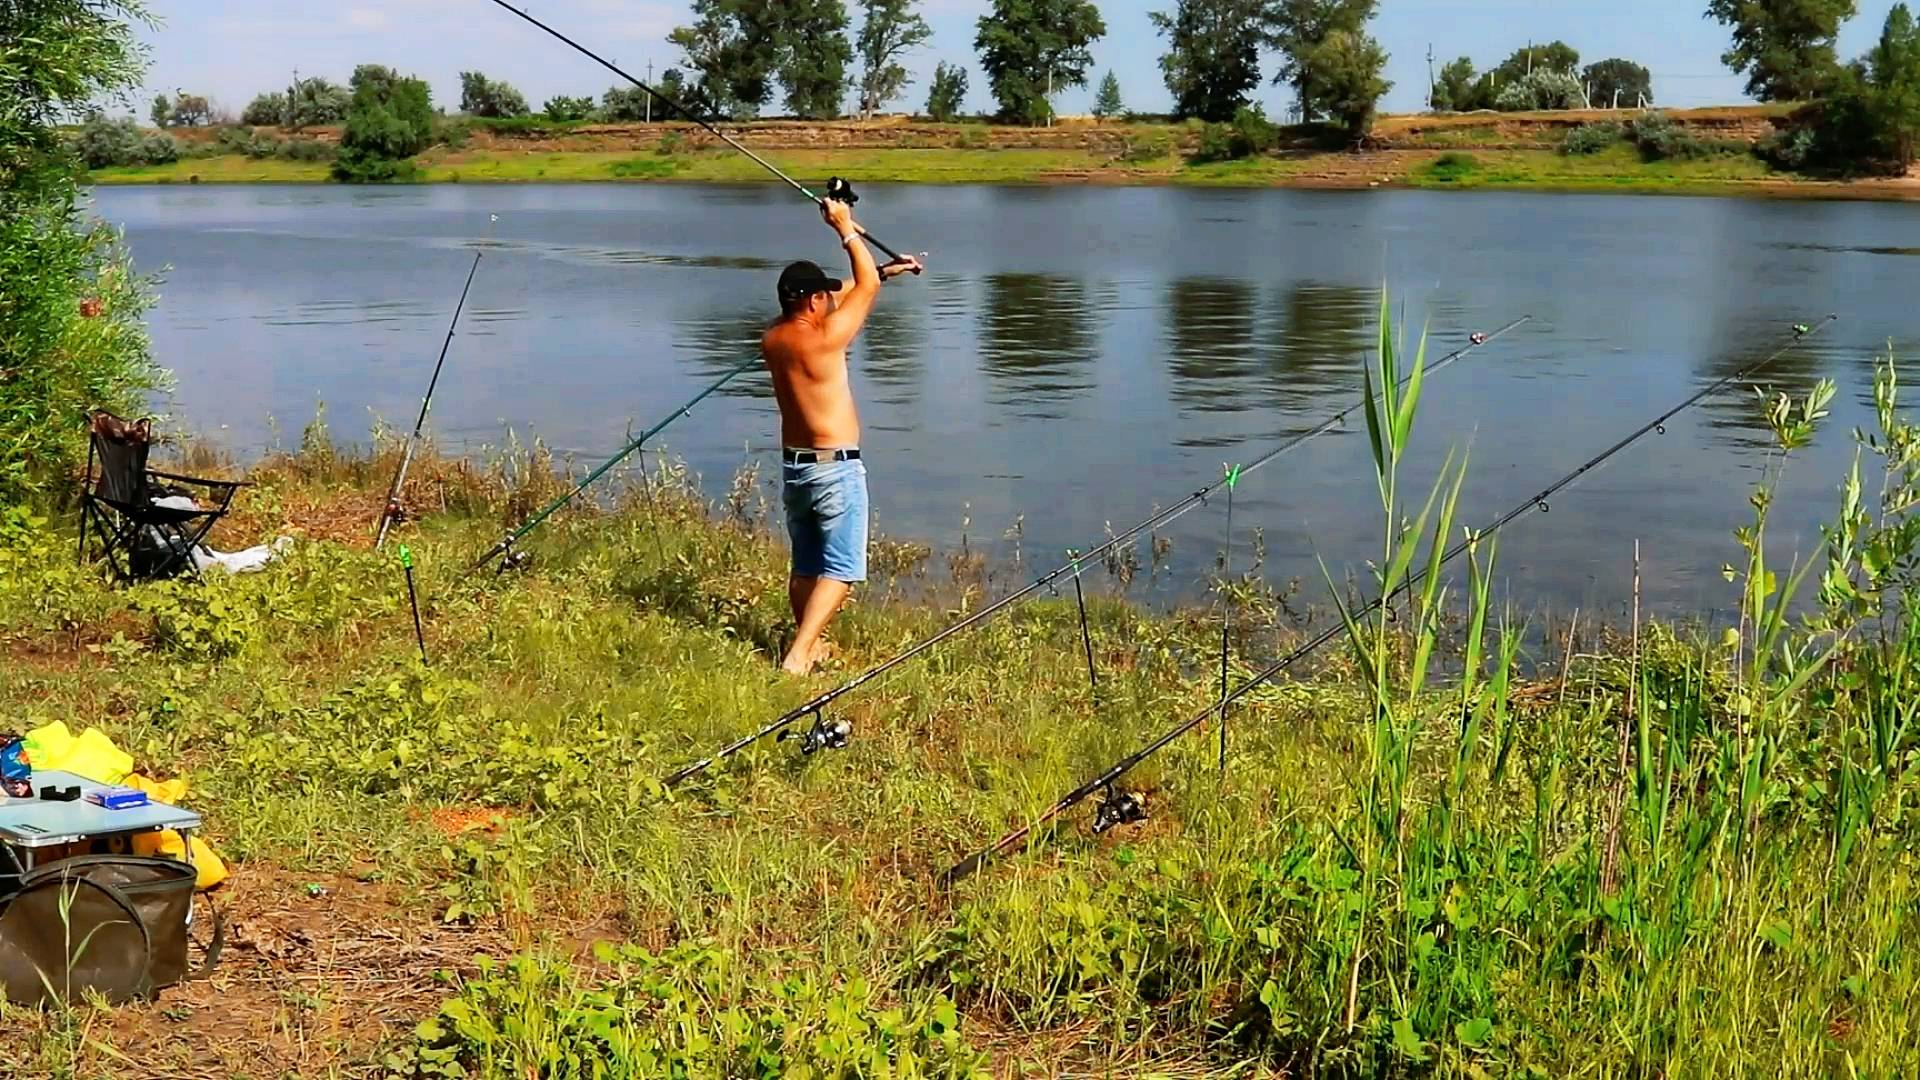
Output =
[{"x1": 778, "y1": 260, "x2": 842, "y2": 303}]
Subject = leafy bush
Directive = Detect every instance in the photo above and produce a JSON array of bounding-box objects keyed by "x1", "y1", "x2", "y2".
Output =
[
  {"x1": 1628, "y1": 110, "x2": 1705, "y2": 161},
  {"x1": 1424, "y1": 151, "x2": 1481, "y2": 183},
  {"x1": 333, "y1": 65, "x2": 435, "y2": 183},
  {"x1": 542, "y1": 95, "x2": 595, "y2": 122},
  {"x1": 1494, "y1": 69, "x2": 1584, "y2": 111},
  {"x1": 1116, "y1": 132, "x2": 1172, "y2": 163},
  {"x1": 1191, "y1": 105, "x2": 1279, "y2": 163},
  {"x1": 1561, "y1": 122, "x2": 1625, "y2": 155},
  {"x1": 241, "y1": 91, "x2": 285, "y2": 127},
  {"x1": 72, "y1": 115, "x2": 147, "y2": 168},
  {"x1": 1759, "y1": 126, "x2": 1819, "y2": 169}
]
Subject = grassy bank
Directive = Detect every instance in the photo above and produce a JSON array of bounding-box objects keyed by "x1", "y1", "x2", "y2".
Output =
[
  {"x1": 85, "y1": 106, "x2": 1920, "y2": 198},
  {"x1": 5, "y1": 328, "x2": 1920, "y2": 1076}
]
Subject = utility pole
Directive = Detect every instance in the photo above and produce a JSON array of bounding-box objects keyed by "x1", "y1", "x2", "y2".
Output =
[
  {"x1": 1047, "y1": 63, "x2": 1054, "y2": 128},
  {"x1": 1426, "y1": 44, "x2": 1435, "y2": 111},
  {"x1": 1613, "y1": 87, "x2": 1622, "y2": 110},
  {"x1": 646, "y1": 60, "x2": 653, "y2": 123}
]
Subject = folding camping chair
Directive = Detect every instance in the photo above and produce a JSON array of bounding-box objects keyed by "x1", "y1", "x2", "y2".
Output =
[{"x1": 77, "y1": 411, "x2": 246, "y2": 583}]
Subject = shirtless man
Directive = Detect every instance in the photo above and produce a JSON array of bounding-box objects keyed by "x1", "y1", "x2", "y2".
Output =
[{"x1": 763, "y1": 197, "x2": 921, "y2": 675}]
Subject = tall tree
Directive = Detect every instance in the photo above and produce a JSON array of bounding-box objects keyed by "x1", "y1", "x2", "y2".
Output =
[
  {"x1": 1150, "y1": 0, "x2": 1268, "y2": 122},
  {"x1": 2, "y1": 0, "x2": 162, "y2": 499},
  {"x1": 287, "y1": 76, "x2": 351, "y2": 128},
  {"x1": 1491, "y1": 41, "x2": 1580, "y2": 84},
  {"x1": 1584, "y1": 58, "x2": 1654, "y2": 107},
  {"x1": 1706, "y1": 0, "x2": 1857, "y2": 101},
  {"x1": 459, "y1": 72, "x2": 530, "y2": 118},
  {"x1": 670, "y1": 0, "x2": 781, "y2": 119},
  {"x1": 149, "y1": 92, "x2": 171, "y2": 127},
  {"x1": 975, "y1": 0, "x2": 1108, "y2": 125},
  {"x1": 167, "y1": 93, "x2": 211, "y2": 126},
  {"x1": 856, "y1": 0, "x2": 932, "y2": 119},
  {"x1": 777, "y1": 0, "x2": 854, "y2": 118},
  {"x1": 926, "y1": 60, "x2": 970, "y2": 119},
  {"x1": 1093, "y1": 70, "x2": 1123, "y2": 118},
  {"x1": 1264, "y1": 0, "x2": 1377, "y2": 121},
  {"x1": 334, "y1": 64, "x2": 436, "y2": 182},
  {"x1": 1432, "y1": 56, "x2": 1481, "y2": 111},
  {"x1": 1303, "y1": 28, "x2": 1390, "y2": 139},
  {"x1": 1866, "y1": 2, "x2": 1920, "y2": 162}
]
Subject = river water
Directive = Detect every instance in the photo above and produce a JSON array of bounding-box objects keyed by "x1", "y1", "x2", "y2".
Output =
[{"x1": 94, "y1": 182, "x2": 1920, "y2": 618}]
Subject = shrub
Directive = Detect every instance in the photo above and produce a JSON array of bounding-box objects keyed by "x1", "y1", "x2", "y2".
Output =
[
  {"x1": 1628, "y1": 110, "x2": 1705, "y2": 161},
  {"x1": 241, "y1": 91, "x2": 285, "y2": 127},
  {"x1": 1494, "y1": 69, "x2": 1584, "y2": 111},
  {"x1": 72, "y1": 115, "x2": 143, "y2": 168},
  {"x1": 1759, "y1": 127, "x2": 1819, "y2": 169},
  {"x1": 1561, "y1": 122, "x2": 1625, "y2": 155},
  {"x1": 656, "y1": 130, "x2": 687, "y2": 156},
  {"x1": 1117, "y1": 132, "x2": 1172, "y2": 163},
  {"x1": 1424, "y1": 151, "x2": 1481, "y2": 183},
  {"x1": 138, "y1": 132, "x2": 178, "y2": 165},
  {"x1": 333, "y1": 65, "x2": 435, "y2": 183},
  {"x1": 543, "y1": 94, "x2": 595, "y2": 122},
  {"x1": 1191, "y1": 105, "x2": 1279, "y2": 164}
]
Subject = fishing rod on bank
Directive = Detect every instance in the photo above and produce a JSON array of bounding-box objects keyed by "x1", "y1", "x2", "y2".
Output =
[
  {"x1": 662, "y1": 314, "x2": 1534, "y2": 787},
  {"x1": 376, "y1": 240, "x2": 488, "y2": 549},
  {"x1": 480, "y1": 0, "x2": 916, "y2": 264},
  {"x1": 465, "y1": 356, "x2": 762, "y2": 576},
  {"x1": 939, "y1": 315, "x2": 1838, "y2": 886}
]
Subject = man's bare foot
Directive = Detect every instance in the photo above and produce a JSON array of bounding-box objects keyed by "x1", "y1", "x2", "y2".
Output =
[
  {"x1": 781, "y1": 650, "x2": 815, "y2": 676},
  {"x1": 810, "y1": 640, "x2": 838, "y2": 669}
]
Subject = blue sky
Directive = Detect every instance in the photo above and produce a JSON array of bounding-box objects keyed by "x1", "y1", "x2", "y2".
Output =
[{"x1": 134, "y1": 1, "x2": 1904, "y2": 118}]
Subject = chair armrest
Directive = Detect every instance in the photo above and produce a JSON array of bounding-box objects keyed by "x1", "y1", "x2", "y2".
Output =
[{"x1": 146, "y1": 468, "x2": 251, "y2": 489}]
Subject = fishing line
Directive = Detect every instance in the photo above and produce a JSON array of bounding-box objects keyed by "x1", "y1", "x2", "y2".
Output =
[
  {"x1": 465, "y1": 356, "x2": 762, "y2": 575},
  {"x1": 940, "y1": 315, "x2": 1837, "y2": 886},
  {"x1": 375, "y1": 214, "x2": 497, "y2": 549},
  {"x1": 480, "y1": 0, "x2": 913, "y2": 262},
  {"x1": 662, "y1": 315, "x2": 1533, "y2": 787}
]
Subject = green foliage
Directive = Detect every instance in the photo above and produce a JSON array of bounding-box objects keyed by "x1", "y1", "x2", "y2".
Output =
[
  {"x1": 600, "y1": 86, "x2": 653, "y2": 122},
  {"x1": 0, "y1": 0, "x2": 163, "y2": 502},
  {"x1": 610, "y1": 156, "x2": 679, "y2": 179},
  {"x1": 1150, "y1": 0, "x2": 1269, "y2": 122},
  {"x1": 1585, "y1": 57, "x2": 1654, "y2": 107},
  {"x1": 1093, "y1": 70, "x2": 1123, "y2": 119},
  {"x1": 1491, "y1": 40, "x2": 1581, "y2": 84},
  {"x1": 333, "y1": 64, "x2": 435, "y2": 184},
  {"x1": 856, "y1": 0, "x2": 933, "y2": 118},
  {"x1": 974, "y1": 0, "x2": 1108, "y2": 125},
  {"x1": 1301, "y1": 27, "x2": 1391, "y2": 139},
  {"x1": 73, "y1": 115, "x2": 176, "y2": 167},
  {"x1": 1812, "y1": 4, "x2": 1920, "y2": 170},
  {"x1": 459, "y1": 71, "x2": 530, "y2": 119},
  {"x1": 1191, "y1": 103, "x2": 1280, "y2": 162},
  {"x1": 149, "y1": 92, "x2": 170, "y2": 128},
  {"x1": 1493, "y1": 68, "x2": 1584, "y2": 111},
  {"x1": 670, "y1": 0, "x2": 782, "y2": 119},
  {"x1": 167, "y1": 92, "x2": 211, "y2": 127},
  {"x1": 1708, "y1": 0, "x2": 1857, "y2": 101},
  {"x1": 1628, "y1": 110, "x2": 1708, "y2": 160},
  {"x1": 1422, "y1": 150, "x2": 1481, "y2": 182},
  {"x1": 1263, "y1": 0, "x2": 1378, "y2": 121},
  {"x1": 777, "y1": 0, "x2": 854, "y2": 119},
  {"x1": 388, "y1": 946, "x2": 985, "y2": 1078},
  {"x1": 241, "y1": 92, "x2": 285, "y2": 127},
  {"x1": 288, "y1": 76, "x2": 352, "y2": 128},
  {"x1": 541, "y1": 95, "x2": 595, "y2": 123},
  {"x1": 926, "y1": 61, "x2": 970, "y2": 121},
  {"x1": 1561, "y1": 121, "x2": 1627, "y2": 155},
  {"x1": 1431, "y1": 55, "x2": 1483, "y2": 111}
]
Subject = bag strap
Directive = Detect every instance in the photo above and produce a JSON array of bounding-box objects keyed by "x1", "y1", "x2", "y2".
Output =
[{"x1": 187, "y1": 897, "x2": 225, "y2": 980}]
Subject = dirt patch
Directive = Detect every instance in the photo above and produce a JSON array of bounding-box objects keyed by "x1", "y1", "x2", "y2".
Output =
[{"x1": 13, "y1": 868, "x2": 515, "y2": 1077}]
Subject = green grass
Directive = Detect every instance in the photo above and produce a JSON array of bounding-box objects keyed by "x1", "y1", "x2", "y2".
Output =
[
  {"x1": 89, "y1": 142, "x2": 1819, "y2": 195},
  {"x1": 4, "y1": 328, "x2": 1920, "y2": 1076}
]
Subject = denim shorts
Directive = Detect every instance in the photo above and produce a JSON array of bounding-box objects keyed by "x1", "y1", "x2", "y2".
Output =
[{"x1": 782, "y1": 458, "x2": 869, "y2": 583}]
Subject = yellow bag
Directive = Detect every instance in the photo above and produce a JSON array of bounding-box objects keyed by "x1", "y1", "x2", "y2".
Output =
[
  {"x1": 22, "y1": 721, "x2": 133, "y2": 784},
  {"x1": 123, "y1": 774, "x2": 228, "y2": 890}
]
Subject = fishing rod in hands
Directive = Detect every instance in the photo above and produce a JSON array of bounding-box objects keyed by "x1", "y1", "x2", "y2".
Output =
[
  {"x1": 661, "y1": 315, "x2": 1534, "y2": 787},
  {"x1": 940, "y1": 315, "x2": 1837, "y2": 886},
  {"x1": 481, "y1": 0, "x2": 916, "y2": 264},
  {"x1": 375, "y1": 246, "x2": 486, "y2": 549},
  {"x1": 465, "y1": 356, "x2": 762, "y2": 576}
]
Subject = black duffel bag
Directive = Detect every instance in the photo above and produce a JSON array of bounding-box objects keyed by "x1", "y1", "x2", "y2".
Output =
[{"x1": 0, "y1": 855, "x2": 219, "y2": 1006}]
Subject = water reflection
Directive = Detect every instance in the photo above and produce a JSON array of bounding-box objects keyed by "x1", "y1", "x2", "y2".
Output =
[
  {"x1": 675, "y1": 305, "x2": 774, "y2": 401},
  {"x1": 858, "y1": 304, "x2": 926, "y2": 409},
  {"x1": 977, "y1": 273, "x2": 1097, "y2": 420},
  {"x1": 1165, "y1": 278, "x2": 1261, "y2": 410},
  {"x1": 1267, "y1": 283, "x2": 1374, "y2": 409},
  {"x1": 1695, "y1": 327, "x2": 1838, "y2": 446}
]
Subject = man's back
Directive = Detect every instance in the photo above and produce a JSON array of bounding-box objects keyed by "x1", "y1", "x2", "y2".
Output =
[{"x1": 763, "y1": 317, "x2": 859, "y2": 450}]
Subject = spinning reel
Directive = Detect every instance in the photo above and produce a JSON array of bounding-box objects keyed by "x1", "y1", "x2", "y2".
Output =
[
  {"x1": 492, "y1": 543, "x2": 534, "y2": 576},
  {"x1": 1091, "y1": 785, "x2": 1147, "y2": 835},
  {"x1": 823, "y1": 177, "x2": 859, "y2": 205},
  {"x1": 781, "y1": 711, "x2": 852, "y2": 756}
]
